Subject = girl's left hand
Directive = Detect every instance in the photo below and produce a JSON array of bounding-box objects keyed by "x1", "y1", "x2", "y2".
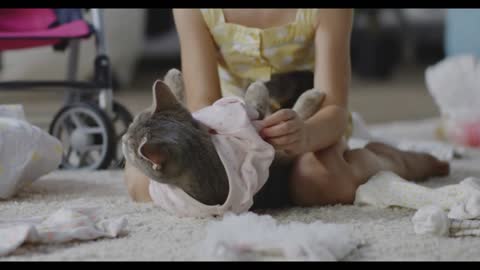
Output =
[{"x1": 259, "y1": 109, "x2": 310, "y2": 156}]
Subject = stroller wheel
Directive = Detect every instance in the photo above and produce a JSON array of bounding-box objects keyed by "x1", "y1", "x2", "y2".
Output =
[
  {"x1": 49, "y1": 103, "x2": 115, "y2": 170},
  {"x1": 110, "y1": 101, "x2": 133, "y2": 168}
]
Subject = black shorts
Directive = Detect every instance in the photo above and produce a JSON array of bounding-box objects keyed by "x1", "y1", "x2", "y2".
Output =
[{"x1": 251, "y1": 158, "x2": 294, "y2": 210}]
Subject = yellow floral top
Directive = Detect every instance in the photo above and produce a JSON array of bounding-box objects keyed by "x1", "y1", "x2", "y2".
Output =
[
  {"x1": 200, "y1": 8, "x2": 353, "y2": 138},
  {"x1": 200, "y1": 8, "x2": 318, "y2": 97}
]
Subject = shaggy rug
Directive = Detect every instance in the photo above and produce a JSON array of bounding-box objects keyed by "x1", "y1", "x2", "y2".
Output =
[{"x1": 2, "y1": 118, "x2": 480, "y2": 261}]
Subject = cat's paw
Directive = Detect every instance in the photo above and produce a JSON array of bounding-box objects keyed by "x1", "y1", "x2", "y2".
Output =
[
  {"x1": 245, "y1": 81, "x2": 270, "y2": 119},
  {"x1": 292, "y1": 89, "x2": 326, "y2": 120},
  {"x1": 164, "y1": 68, "x2": 185, "y2": 103}
]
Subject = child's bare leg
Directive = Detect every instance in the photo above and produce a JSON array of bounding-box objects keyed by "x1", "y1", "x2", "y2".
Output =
[
  {"x1": 289, "y1": 140, "x2": 450, "y2": 206},
  {"x1": 124, "y1": 161, "x2": 153, "y2": 202}
]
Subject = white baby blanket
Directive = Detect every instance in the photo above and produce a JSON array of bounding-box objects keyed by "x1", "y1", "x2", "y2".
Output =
[
  {"x1": 0, "y1": 207, "x2": 128, "y2": 257},
  {"x1": 354, "y1": 171, "x2": 480, "y2": 238},
  {"x1": 354, "y1": 171, "x2": 480, "y2": 210},
  {"x1": 412, "y1": 201, "x2": 480, "y2": 237},
  {"x1": 199, "y1": 212, "x2": 360, "y2": 261},
  {"x1": 0, "y1": 104, "x2": 62, "y2": 199}
]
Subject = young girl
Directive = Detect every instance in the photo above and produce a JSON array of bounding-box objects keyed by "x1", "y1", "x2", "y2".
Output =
[{"x1": 125, "y1": 9, "x2": 449, "y2": 207}]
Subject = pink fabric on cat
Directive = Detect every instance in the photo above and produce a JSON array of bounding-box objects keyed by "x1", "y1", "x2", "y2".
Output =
[{"x1": 148, "y1": 97, "x2": 275, "y2": 218}]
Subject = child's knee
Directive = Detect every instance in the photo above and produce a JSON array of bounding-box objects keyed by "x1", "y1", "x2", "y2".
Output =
[
  {"x1": 328, "y1": 169, "x2": 359, "y2": 204},
  {"x1": 290, "y1": 166, "x2": 357, "y2": 206}
]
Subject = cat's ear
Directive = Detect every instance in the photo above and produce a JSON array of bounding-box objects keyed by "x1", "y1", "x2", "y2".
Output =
[
  {"x1": 138, "y1": 139, "x2": 167, "y2": 171},
  {"x1": 152, "y1": 79, "x2": 181, "y2": 113},
  {"x1": 163, "y1": 69, "x2": 185, "y2": 103}
]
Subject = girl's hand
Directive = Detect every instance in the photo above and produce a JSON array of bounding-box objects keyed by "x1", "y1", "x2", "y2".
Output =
[{"x1": 259, "y1": 109, "x2": 311, "y2": 156}]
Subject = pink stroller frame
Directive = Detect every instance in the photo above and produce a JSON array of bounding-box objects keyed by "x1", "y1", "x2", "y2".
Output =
[{"x1": 0, "y1": 9, "x2": 133, "y2": 170}]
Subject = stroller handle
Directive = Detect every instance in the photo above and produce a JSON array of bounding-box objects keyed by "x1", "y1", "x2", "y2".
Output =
[{"x1": 90, "y1": 9, "x2": 107, "y2": 56}]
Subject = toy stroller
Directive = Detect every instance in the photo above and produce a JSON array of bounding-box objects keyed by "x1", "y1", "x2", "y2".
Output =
[{"x1": 0, "y1": 8, "x2": 133, "y2": 170}]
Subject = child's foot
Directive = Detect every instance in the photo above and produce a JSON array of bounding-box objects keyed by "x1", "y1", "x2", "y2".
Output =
[
  {"x1": 401, "y1": 151, "x2": 450, "y2": 181},
  {"x1": 366, "y1": 142, "x2": 450, "y2": 181}
]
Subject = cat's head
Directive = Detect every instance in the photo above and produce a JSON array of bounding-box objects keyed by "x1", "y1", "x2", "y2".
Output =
[{"x1": 121, "y1": 69, "x2": 216, "y2": 185}]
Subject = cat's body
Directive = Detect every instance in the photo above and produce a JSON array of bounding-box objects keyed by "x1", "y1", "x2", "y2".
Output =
[{"x1": 122, "y1": 69, "x2": 323, "y2": 209}]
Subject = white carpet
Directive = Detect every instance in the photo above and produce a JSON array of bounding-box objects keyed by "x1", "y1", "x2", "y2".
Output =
[{"x1": 2, "y1": 118, "x2": 480, "y2": 261}]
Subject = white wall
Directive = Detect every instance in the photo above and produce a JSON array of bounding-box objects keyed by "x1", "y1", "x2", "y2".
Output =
[{"x1": 0, "y1": 9, "x2": 146, "y2": 87}]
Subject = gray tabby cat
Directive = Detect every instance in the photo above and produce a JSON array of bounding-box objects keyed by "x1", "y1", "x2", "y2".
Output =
[{"x1": 122, "y1": 69, "x2": 324, "y2": 208}]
